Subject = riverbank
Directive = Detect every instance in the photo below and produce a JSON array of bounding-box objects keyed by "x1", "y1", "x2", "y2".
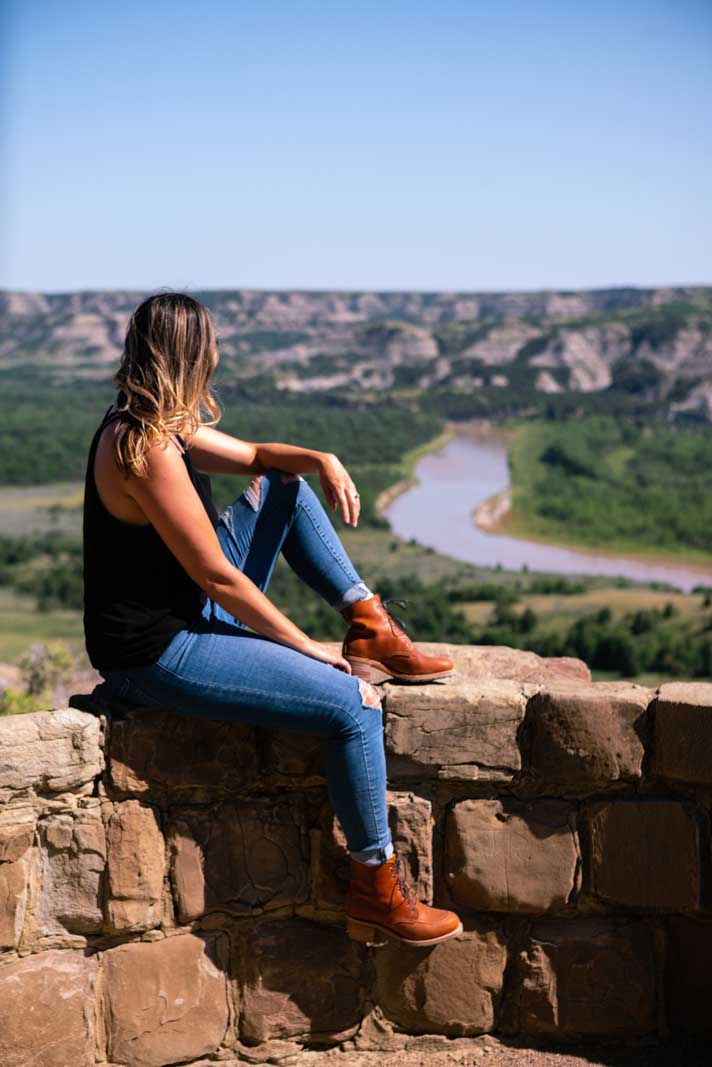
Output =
[
  {"x1": 374, "y1": 427, "x2": 455, "y2": 517},
  {"x1": 488, "y1": 501, "x2": 712, "y2": 580},
  {"x1": 473, "y1": 481, "x2": 712, "y2": 577},
  {"x1": 382, "y1": 431, "x2": 712, "y2": 593},
  {"x1": 473, "y1": 488, "x2": 511, "y2": 531},
  {"x1": 478, "y1": 419, "x2": 712, "y2": 577}
]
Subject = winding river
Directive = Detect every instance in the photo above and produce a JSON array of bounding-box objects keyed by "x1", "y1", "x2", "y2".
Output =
[{"x1": 382, "y1": 432, "x2": 712, "y2": 594}]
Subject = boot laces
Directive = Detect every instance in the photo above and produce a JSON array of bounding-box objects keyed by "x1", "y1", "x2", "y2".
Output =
[
  {"x1": 381, "y1": 597, "x2": 413, "y2": 644},
  {"x1": 392, "y1": 856, "x2": 418, "y2": 912}
]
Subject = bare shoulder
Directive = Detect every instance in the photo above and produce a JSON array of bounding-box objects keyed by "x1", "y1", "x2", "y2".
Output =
[
  {"x1": 93, "y1": 419, "x2": 184, "y2": 525},
  {"x1": 93, "y1": 416, "x2": 231, "y2": 590}
]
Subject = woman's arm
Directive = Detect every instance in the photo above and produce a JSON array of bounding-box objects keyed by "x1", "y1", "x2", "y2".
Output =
[
  {"x1": 185, "y1": 426, "x2": 361, "y2": 527},
  {"x1": 125, "y1": 439, "x2": 351, "y2": 671},
  {"x1": 183, "y1": 426, "x2": 325, "y2": 476}
]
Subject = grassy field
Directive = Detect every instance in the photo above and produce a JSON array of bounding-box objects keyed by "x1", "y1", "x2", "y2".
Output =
[
  {"x1": 460, "y1": 586, "x2": 705, "y2": 627},
  {"x1": 0, "y1": 586, "x2": 85, "y2": 663},
  {"x1": 461, "y1": 583, "x2": 712, "y2": 684},
  {"x1": 497, "y1": 417, "x2": 712, "y2": 569},
  {"x1": 0, "y1": 482, "x2": 83, "y2": 537}
]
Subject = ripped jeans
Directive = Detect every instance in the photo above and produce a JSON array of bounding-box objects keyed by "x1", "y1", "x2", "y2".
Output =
[{"x1": 99, "y1": 467, "x2": 394, "y2": 861}]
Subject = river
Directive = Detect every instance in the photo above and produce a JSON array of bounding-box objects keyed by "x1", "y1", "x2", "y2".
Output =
[{"x1": 382, "y1": 432, "x2": 712, "y2": 594}]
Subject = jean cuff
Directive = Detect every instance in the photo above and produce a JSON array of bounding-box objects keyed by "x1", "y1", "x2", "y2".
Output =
[
  {"x1": 349, "y1": 839, "x2": 394, "y2": 864},
  {"x1": 332, "y1": 581, "x2": 374, "y2": 612}
]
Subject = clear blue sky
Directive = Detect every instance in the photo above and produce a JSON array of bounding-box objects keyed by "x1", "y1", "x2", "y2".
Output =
[{"x1": 1, "y1": 0, "x2": 710, "y2": 293}]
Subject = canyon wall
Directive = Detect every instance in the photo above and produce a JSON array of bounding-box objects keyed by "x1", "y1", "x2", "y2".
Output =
[
  {"x1": 0, "y1": 643, "x2": 710, "y2": 1066},
  {"x1": 3, "y1": 287, "x2": 712, "y2": 420}
]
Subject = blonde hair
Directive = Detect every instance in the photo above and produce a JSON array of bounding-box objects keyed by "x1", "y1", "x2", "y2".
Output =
[{"x1": 111, "y1": 292, "x2": 221, "y2": 478}]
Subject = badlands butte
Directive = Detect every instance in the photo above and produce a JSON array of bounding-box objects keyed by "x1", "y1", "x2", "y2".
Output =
[{"x1": 1, "y1": 284, "x2": 712, "y2": 420}]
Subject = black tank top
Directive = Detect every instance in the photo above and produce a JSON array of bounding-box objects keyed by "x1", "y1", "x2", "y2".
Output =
[{"x1": 82, "y1": 404, "x2": 220, "y2": 671}]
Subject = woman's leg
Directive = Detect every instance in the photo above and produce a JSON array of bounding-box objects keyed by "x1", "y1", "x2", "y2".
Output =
[
  {"x1": 206, "y1": 467, "x2": 374, "y2": 629},
  {"x1": 103, "y1": 623, "x2": 393, "y2": 860},
  {"x1": 101, "y1": 466, "x2": 392, "y2": 861}
]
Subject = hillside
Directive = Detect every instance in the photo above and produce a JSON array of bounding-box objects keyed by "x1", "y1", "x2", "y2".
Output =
[{"x1": 2, "y1": 285, "x2": 712, "y2": 421}]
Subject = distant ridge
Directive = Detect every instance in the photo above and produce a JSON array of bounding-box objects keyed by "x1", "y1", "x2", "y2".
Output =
[{"x1": 2, "y1": 285, "x2": 711, "y2": 420}]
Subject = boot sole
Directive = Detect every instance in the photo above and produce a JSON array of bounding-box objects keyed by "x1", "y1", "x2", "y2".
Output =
[
  {"x1": 346, "y1": 656, "x2": 456, "y2": 685},
  {"x1": 346, "y1": 915, "x2": 464, "y2": 947}
]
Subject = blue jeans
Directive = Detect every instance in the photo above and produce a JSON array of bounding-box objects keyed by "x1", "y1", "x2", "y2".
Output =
[{"x1": 99, "y1": 467, "x2": 393, "y2": 861}]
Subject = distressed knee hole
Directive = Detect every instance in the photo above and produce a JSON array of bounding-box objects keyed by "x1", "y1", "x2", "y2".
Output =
[
  {"x1": 357, "y1": 676, "x2": 382, "y2": 710},
  {"x1": 243, "y1": 474, "x2": 263, "y2": 511}
]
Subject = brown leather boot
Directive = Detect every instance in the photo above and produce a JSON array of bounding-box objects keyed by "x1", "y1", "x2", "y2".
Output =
[
  {"x1": 345, "y1": 851, "x2": 463, "y2": 947},
  {"x1": 340, "y1": 594, "x2": 455, "y2": 683}
]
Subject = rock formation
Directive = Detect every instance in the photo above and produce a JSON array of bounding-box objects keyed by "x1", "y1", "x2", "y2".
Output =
[{"x1": 2, "y1": 286, "x2": 712, "y2": 419}]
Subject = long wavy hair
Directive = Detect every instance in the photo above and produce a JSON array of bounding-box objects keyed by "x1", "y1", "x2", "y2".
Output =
[{"x1": 110, "y1": 292, "x2": 221, "y2": 478}]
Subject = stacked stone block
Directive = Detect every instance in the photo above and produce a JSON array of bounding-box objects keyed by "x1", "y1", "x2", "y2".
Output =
[{"x1": 0, "y1": 644, "x2": 710, "y2": 1066}]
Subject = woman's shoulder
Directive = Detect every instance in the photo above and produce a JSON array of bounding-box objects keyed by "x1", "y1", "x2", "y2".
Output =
[
  {"x1": 91, "y1": 409, "x2": 187, "y2": 525},
  {"x1": 99, "y1": 406, "x2": 185, "y2": 459}
]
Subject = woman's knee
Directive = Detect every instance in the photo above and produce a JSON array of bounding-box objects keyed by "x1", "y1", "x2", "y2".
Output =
[
  {"x1": 356, "y1": 676, "x2": 382, "y2": 711},
  {"x1": 264, "y1": 467, "x2": 305, "y2": 492},
  {"x1": 329, "y1": 678, "x2": 384, "y2": 737},
  {"x1": 239, "y1": 467, "x2": 303, "y2": 513}
]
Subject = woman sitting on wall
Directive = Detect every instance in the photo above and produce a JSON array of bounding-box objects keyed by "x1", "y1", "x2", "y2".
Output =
[{"x1": 82, "y1": 291, "x2": 462, "y2": 947}]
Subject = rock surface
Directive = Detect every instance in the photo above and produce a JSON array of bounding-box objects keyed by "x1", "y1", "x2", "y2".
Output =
[
  {"x1": 0, "y1": 643, "x2": 709, "y2": 1062},
  {"x1": 384, "y1": 680, "x2": 531, "y2": 781},
  {"x1": 373, "y1": 922, "x2": 508, "y2": 1035},
  {"x1": 0, "y1": 708, "x2": 103, "y2": 800},
  {"x1": 4, "y1": 286, "x2": 712, "y2": 421},
  {"x1": 0, "y1": 950, "x2": 98, "y2": 1067},
  {"x1": 109, "y1": 708, "x2": 258, "y2": 802},
  {"x1": 652, "y1": 681, "x2": 712, "y2": 784},
  {"x1": 511, "y1": 918, "x2": 657, "y2": 1039},
  {"x1": 234, "y1": 919, "x2": 364, "y2": 1044},
  {"x1": 445, "y1": 799, "x2": 580, "y2": 913},
  {"x1": 103, "y1": 934, "x2": 229, "y2": 1067},
  {"x1": 169, "y1": 797, "x2": 310, "y2": 922},
  {"x1": 582, "y1": 800, "x2": 700, "y2": 910},
  {"x1": 522, "y1": 682, "x2": 652, "y2": 793},
  {"x1": 104, "y1": 799, "x2": 165, "y2": 932}
]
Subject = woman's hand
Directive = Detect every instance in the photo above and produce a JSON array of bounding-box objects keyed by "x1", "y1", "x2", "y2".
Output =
[
  {"x1": 302, "y1": 639, "x2": 353, "y2": 673},
  {"x1": 318, "y1": 452, "x2": 361, "y2": 527}
]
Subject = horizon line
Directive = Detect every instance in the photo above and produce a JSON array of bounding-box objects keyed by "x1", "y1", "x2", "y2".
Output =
[{"x1": 3, "y1": 280, "x2": 712, "y2": 298}]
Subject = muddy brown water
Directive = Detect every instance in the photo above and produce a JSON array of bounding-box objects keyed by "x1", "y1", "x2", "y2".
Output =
[{"x1": 383, "y1": 433, "x2": 712, "y2": 594}]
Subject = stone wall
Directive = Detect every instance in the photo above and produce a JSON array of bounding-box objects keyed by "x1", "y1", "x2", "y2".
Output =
[{"x1": 0, "y1": 643, "x2": 710, "y2": 1066}]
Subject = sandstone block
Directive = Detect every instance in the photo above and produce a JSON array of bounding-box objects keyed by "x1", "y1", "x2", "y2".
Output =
[
  {"x1": 103, "y1": 933, "x2": 229, "y2": 1067},
  {"x1": 311, "y1": 803, "x2": 351, "y2": 911},
  {"x1": 373, "y1": 921, "x2": 507, "y2": 1035},
  {"x1": 387, "y1": 791, "x2": 434, "y2": 903},
  {"x1": 665, "y1": 916, "x2": 712, "y2": 1035},
  {"x1": 384, "y1": 681, "x2": 529, "y2": 782},
  {"x1": 104, "y1": 800, "x2": 165, "y2": 932},
  {"x1": 313, "y1": 790, "x2": 434, "y2": 910},
  {"x1": 109, "y1": 708, "x2": 258, "y2": 802},
  {"x1": 510, "y1": 917, "x2": 656, "y2": 1039},
  {"x1": 653, "y1": 682, "x2": 712, "y2": 784},
  {"x1": 0, "y1": 708, "x2": 103, "y2": 800},
  {"x1": 257, "y1": 725, "x2": 326, "y2": 785},
  {"x1": 446, "y1": 799, "x2": 579, "y2": 913},
  {"x1": 234, "y1": 918, "x2": 364, "y2": 1044},
  {"x1": 414, "y1": 643, "x2": 591, "y2": 685},
  {"x1": 169, "y1": 797, "x2": 309, "y2": 923},
  {"x1": 523, "y1": 682, "x2": 652, "y2": 792},
  {"x1": 0, "y1": 804, "x2": 35, "y2": 949},
  {"x1": 0, "y1": 949, "x2": 97, "y2": 1067},
  {"x1": 36, "y1": 804, "x2": 106, "y2": 936},
  {"x1": 583, "y1": 800, "x2": 699, "y2": 910}
]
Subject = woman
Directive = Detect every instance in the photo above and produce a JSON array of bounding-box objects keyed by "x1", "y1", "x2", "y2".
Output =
[{"x1": 82, "y1": 291, "x2": 462, "y2": 947}]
